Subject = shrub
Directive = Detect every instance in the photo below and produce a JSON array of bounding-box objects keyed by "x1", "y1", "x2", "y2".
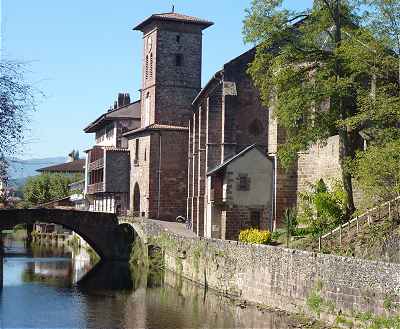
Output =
[
  {"x1": 298, "y1": 178, "x2": 347, "y2": 237},
  {"x1": 239, "y1": 228, "x2": 272, "y2": 245}
]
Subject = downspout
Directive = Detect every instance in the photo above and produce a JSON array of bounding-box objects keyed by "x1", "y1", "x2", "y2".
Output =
[
  {"x1": 273, "y1": 155, "x2": 277, "y2": 231},
  {"x1": 157, "y1": 132, "x2": 162, "y2": 219}
]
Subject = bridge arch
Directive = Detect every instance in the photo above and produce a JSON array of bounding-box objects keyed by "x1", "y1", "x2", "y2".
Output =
[{"x1": 0, "y1": 209, "x2": 136, "y2": 261}]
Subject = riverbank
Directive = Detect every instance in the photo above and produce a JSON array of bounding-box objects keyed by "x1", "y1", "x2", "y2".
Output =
[{"x1": 129, "y1": 217, "x2": 400, "y2": 328}]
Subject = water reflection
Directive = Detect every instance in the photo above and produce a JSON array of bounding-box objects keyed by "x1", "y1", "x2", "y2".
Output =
[{"x1": 1, "y1": 236, "x2": 303, "y2": 329}]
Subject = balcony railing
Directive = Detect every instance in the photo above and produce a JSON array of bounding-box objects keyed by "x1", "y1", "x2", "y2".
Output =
[
  {"x1": 89, "y1": 158, "x2": 104, "y2": 171},
  {"x1": 87, "y1": 182, "x2": 105, "y2": 194}
]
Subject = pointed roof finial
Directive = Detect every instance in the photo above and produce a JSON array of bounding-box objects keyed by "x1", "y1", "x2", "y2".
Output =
[{"x1": 172, "y1": 4, "x2": 175, "y2": 13}]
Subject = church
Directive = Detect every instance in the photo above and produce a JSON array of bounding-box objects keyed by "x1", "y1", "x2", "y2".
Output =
[{"x1": 83, "y1": 10, "x2": 343, "y2": 240}]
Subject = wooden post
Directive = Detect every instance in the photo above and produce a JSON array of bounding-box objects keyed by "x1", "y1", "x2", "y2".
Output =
[
  {"x1": 356, "y1": 217, "x2": 359, "y2": 233},
  {"x1": 389, "y1": 201, "x2": 391, "y2": 220},
  {"x1": 339, "y1": 226, "x2": 342, "y2": 246},
  {"x1": 319, "y1": 236, "x2": 321, "y2": 252}
]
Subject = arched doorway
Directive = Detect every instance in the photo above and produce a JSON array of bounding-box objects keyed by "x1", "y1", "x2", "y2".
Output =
[{"x1": 133, "y1": 183, "x2": 140, "y2": 216}]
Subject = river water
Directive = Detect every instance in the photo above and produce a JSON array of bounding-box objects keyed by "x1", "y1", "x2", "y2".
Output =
[{"x1": 0, "y1": 236, "x2": 307, "y2": 328}]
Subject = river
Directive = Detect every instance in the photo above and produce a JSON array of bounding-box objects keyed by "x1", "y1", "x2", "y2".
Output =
[{"x1": 0, "y1": 235, "x2": 312, "y2": 328}]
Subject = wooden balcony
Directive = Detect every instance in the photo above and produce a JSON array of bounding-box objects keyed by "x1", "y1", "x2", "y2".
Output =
[
  {"x1": 87, "y1": 182, "x2": 105, "y2": 194},
  {"x1": 89, "y1": 158, "x2": 104, "y2": 171}
]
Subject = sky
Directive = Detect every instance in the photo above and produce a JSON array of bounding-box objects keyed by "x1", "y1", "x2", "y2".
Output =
[{"x1": 1, "y1": 0, "x2": 313, "y2": 159}]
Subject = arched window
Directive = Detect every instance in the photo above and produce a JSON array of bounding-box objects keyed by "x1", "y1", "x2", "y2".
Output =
[{"x1": 145, "y1": 92, "x2": 151, "y2": 126}]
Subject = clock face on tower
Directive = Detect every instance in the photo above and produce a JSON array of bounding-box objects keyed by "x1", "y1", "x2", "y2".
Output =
[{"x1": 147, "y1": 37, "x2": 152, "y2": 53}]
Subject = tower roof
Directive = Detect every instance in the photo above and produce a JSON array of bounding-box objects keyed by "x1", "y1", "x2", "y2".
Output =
[{"x1": 133, "y1": 12, "x2": 214, "y2": 31}]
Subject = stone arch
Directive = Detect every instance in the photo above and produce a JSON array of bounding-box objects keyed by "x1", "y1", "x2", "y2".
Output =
[
  {"x1": 0, "y1": 209, "x2": 136, "y2": 261},
  {"x1": 133, "y1": 183, "x2": 141, "y2": 215}
]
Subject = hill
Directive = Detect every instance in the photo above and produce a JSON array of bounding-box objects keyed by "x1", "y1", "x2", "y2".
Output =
[{"x1": 6, "y1": 156, "x2": 66, "y2": 188}]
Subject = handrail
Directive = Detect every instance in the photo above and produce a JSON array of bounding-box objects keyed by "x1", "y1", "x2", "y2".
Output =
[{"x1": 321, "y1": 195, "x2": 400, "y2": 241}]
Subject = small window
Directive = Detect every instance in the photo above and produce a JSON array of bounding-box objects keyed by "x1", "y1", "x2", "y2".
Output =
[
  {"x1": 176, "y1": 35, "x2": 180, "y2": 43},
  {"x1": 135, "y1": 139, "x2": 139, "y2": 162},
  {"x1": 175, "y1": 54, "x2": 183, "y2": 66},
  {"x1": 237, "y1": 174, "x2": 250, "y2": 191}
]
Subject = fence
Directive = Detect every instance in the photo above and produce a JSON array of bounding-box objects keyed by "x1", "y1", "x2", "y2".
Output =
[{"x1": 319, "y1": 196, "x2": 400, "y2": 250}]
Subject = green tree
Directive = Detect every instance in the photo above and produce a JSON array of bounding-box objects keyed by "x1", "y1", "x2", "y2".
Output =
[
  {"x1": 242, "y1": 0, "x2": 400, "y2": 219},
  {"x1": 363, "y1": 0, "x2": 400, "y2": 88},
  {"x1": 352, "y1": 140, "x2": 400, "y2": 205},
  {"x1": 23, "y1": 173, "x2": 79, "y2": 206}
]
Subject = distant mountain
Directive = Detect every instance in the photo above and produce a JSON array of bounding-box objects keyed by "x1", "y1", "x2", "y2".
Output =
[{"x1": 7, "y1": 157, "x2": 66, "y2": 185}]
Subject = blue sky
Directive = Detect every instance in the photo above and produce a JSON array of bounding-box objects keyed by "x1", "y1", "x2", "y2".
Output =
[{"x1": 2, "y1": 0, "x2": 313, "y2": 159}]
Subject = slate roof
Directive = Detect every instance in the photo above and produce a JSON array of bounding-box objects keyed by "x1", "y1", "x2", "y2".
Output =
[
  {"x1": 37, "y1": 159, "x2": 86, "y2": 173},
  {"x1": 84, "y1": 100, "x2": 141, "y2": 133},
  {"x1": 207, "y1": 145, "x2": 271, "y2": 176},
  {"x1": 133, "y1": 12, "x2": 213, "y2": 30},
  {"x1": 123, "y1": 123, "x2": 188, "y2": 137}
]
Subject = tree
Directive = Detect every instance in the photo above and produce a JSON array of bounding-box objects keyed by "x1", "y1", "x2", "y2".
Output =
[
  {"x1": 0, "y1": 60, "x2": 38, "y2": 179},
  {"x1": 363, "y1": 0, "x2": 400, "y2": 89},
  {"x1": 352, "y1": 139, "x2": 400, "y2": 206},
  {"x1": 23, "y1": 173, "x2": 78, "y2": 206},
  {"x1": 243, "y1": 0, "x2": 399, "y2": 219}
]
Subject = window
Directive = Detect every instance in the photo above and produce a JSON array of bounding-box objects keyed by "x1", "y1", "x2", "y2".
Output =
[
  {"x1": 105, "y1": 123, "x2": 114, "y2": 139},
  {"x1": 175, "y1": 54, "x2": 183, "y2": 66},
  {"x1": 144, "y1": 148, "x2": 147, "y2": 161},
  {"x1": 237, "y1": 174, "x2": 250, "y2": 191},
  {"x1": 135, "y1": 139, "x2": 139, "y2": 162},
  {"x1": 176, "y1": 35, "x2": 180, "y2": 43}
]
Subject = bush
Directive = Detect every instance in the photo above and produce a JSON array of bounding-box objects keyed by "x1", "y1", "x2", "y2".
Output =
[
  {"x1": 298, "y1": 178, "x2": 347, "y2": 237},
  {"x1": 239, "y1": 228, "x2": 272, "y2": 245}
]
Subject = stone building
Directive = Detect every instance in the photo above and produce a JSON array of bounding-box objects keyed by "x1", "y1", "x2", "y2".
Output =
[
  {"x1": 206, "y1": 145, "x2": 274, "y2": 240},
  {"x1": 188, "y1": 44, "x2": 344, "y2": 239},
  {"x1": 79, "y1": 10, "x2": 344, "y2": 240},
  {"x1": 122, "y1": 12, "x2": 213, "y2": 220},
  {"x1": 188, "y1": 48, "x2": 273, "y2": 238},
  {"x1": 83, "y1": 93, "x2": 140, "y2": 214}
]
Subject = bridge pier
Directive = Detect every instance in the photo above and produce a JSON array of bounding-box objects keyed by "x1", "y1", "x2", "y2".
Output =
[{"x1": 26, "y1": 223, "x2": 33, "y2": 248}]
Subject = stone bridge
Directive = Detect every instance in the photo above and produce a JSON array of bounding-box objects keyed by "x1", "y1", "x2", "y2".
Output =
[{"x1": 0, "y1": 208, "x2": 137, "y2": 261}]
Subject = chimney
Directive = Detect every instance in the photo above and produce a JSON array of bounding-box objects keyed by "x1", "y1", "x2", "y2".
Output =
[
  {"x1": 118, "y1": 93, "x2": 125, "y2": 108},
  {"x1": 114, "y1": 101, "x2": 118, "y2": 109},
  {"x1": 124, "y1": 93, "x2": 131, "y2": 106}
]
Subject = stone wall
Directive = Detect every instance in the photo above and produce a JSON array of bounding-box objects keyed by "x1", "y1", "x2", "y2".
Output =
[
  {"x1": 134, "y1": 218, "x2": 400, "y2": 324},
  {"x1": 297, "y1": 135, "x2": 341, "y2": 196}
]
